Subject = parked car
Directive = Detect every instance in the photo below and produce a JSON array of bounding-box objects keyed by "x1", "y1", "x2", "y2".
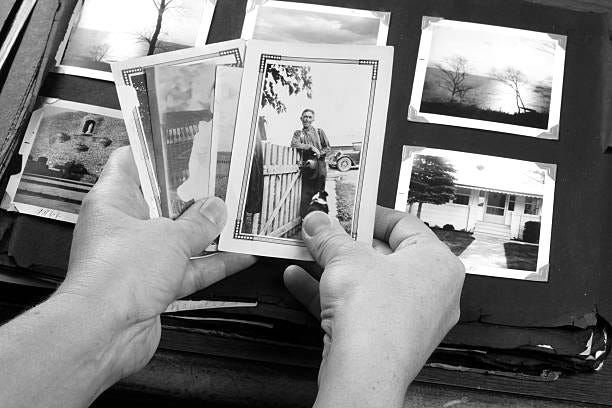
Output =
[{"x1": 328, "y1": 142, "x2": 362, "y2": 172}]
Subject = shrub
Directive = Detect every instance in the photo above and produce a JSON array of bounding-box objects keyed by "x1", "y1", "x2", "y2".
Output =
[
  {"x1": 523, "y1": 221, "x2": 541, "y2": 243},
  {"x1": 75, "y1": 143, "x2": 89, "y2": 152},
  {"x1": 60, "y1": 160, "x2": 89, "y2": 181},
  {"x1": 443, "y1": 224, "x2": 455, "y2": 231},
  {"x1": 98, "y1": 137, "x2": 112, "y2": 147}
]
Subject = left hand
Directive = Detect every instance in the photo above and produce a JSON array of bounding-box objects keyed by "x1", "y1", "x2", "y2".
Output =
[{"x1": 57, "y1": 146, "x2": 256, "y2": 381}]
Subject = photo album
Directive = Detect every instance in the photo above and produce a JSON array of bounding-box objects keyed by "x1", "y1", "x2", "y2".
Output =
[{"x1": 7, "y1": 0, "x2": 608, "y2": 291}]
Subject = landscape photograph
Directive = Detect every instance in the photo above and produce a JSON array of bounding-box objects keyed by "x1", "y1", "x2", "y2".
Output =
[
  {"x1": 57, "y1": 0, "x2": 215, "y2": 75},
  {"x1": 410, "y1": 18, "x2": 566, "y2": 138},
  {"x1": 12, "y1": 102, "x2": 128, "y2": 219},
  {"x1": 243, "y1": 1, "x2": 389, "y2": 45}
]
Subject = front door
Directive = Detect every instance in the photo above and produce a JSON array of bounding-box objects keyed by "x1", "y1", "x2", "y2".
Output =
[{"x1": 484, "y1": 192, "x2": 507, "y2": 224}]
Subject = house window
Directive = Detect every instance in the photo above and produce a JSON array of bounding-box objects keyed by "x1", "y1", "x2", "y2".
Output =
[
  {"x1": 508, "y1": 195, "x2": 516, "y2": 211},
  {"x1": 452, "y1": 187, "x2": 470, "y2": 205},
  {"x1": 524, "y1": 197, "x2": 540, "y2": 215}
]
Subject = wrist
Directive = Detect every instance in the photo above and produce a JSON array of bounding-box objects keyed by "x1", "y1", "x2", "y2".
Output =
[
  {"x1": 315, "y1": 329, "x2": 412, "y2": 408},
  {"x1": 0, "y1": 293, "x2": 125, "y2": 407},
  {"x1": 46, "y1": 293, "x2": 125, "y2": 392}
]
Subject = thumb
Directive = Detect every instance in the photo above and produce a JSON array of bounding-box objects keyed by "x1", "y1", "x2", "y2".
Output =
[
  {"x1": 172, "y1": 197, "x2": 227, "y2": 256},
  {"x1": 302, "y1": 211, "x2": 361, "y2": 268}
]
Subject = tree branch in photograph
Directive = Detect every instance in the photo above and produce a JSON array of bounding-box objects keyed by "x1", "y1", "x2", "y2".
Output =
[
  {"x1": 88, "y1": 43, "x2": 110, "y2": 62},
  {"x1": 434, "y1": 56, "x2": 474, "y2": 103},
  {"x1": 491, "y1": 67, "x2": 535, "y2": 114},
  {"x1": 408, "y1": 155, "x2": 456, "y2": 219},
  {"x1": 138, "y1": 0, "x2": 183, "y2": 55},
  {"x1": 261, "y1": 64, "x2": 313, "y2": 114}
]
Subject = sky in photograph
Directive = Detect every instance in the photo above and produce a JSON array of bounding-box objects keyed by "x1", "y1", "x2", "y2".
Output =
[
  {"x1": 260, "y1": 62, "x2": 373, "y2": 147},
  {"x1": 427, "y1": 22, "x2": 557, "y2": 84},
  {"x1": 412, "y1": 148, "x2": 547, "y2": 196},
  {"x1": 153, "y1": 63, "x2": 216, "y2": 115},
  {"x1": 70, "y1": 0, "x2": 207, "y2": 62},
  {"x1": 253, "y1": 6, "x2": 381, "y2": 45}
]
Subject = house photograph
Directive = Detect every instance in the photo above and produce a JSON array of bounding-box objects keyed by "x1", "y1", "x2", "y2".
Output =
[{"x1": 395, "y1": 146, "x2": 556, "y2": 281}]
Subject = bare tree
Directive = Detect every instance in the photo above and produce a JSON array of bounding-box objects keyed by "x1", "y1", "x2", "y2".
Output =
[
  {"x1": 89, "y1": 44, "x2": 110, "y2": 62},
  {"x1": 138, "y1": 0, "x2": 183, "y2": 55},
  {"x1": 434, "y1": 56, "x2": 474, "y2": 103},
  {"x1": 492, "y1": 67, "x2": 535, "y2": 114}
]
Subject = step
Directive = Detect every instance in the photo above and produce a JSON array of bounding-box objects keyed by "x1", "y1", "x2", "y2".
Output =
[
  {"x1": 474, "y1": 222, "x2": 511, "y2": 232},
  {"x1": 473, "y1": 231, "x2": 511, "y2": 240},
  {"x1": 474, "y1": 226, "x2": 511, "y2": 235}
]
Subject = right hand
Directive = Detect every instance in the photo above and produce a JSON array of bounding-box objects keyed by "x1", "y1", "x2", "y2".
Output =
[
  {"x1": 310, "y1": 145, "x2": 321, "y2": 157},
  {"x1": 283, "y1": 206, "x2": 465, "y2": 407}
]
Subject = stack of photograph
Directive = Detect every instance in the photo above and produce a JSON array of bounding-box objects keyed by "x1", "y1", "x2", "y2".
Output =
[{"x1": 111, "y1": 1, "x2": 394, "y2": 259}]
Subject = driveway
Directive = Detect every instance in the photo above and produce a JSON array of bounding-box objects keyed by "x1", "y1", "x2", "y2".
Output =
[{"x1": 433, "y1": 230, "x2": 538, "y2": 272}]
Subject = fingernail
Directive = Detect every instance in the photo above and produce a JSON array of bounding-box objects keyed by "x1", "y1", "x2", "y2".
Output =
[
  {"x1": 199, "y1": 197, "x2": 226, "y2": 226},
  {"x1": 303, "y1": 211, "x2": 331, "y2": 237}
]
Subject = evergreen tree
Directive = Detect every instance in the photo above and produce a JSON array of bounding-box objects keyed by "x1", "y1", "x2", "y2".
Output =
[{"x1": 408, "y1": 155, "x2": 457, "y2": 218}]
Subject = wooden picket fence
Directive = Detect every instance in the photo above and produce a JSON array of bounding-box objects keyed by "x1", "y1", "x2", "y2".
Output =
[{"x1": 250, "y1": 142, "x2": 302, "y2": 238}]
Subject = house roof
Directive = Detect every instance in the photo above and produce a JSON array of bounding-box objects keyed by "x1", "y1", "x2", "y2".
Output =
[{"x1": 419, "y1": 149, "x2": 547, "y2": 197}]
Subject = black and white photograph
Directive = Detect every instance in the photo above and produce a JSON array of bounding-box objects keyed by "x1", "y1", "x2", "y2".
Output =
[
  {"x1": 409, "y1": 17, "x2": 566, "y2": 139},
  {"x1": 147, "y1": 63, "x2": 217, "y2": 219},
  {"x1": 211, "y1": 66, "x2": 243, "y2": 201},
  {"x1": 395, "y1": 146, "x2": 555, "y2": 281},
  {"x1": 2, "y1": 99, "x2": 129, "y2": 222},
  {"x1": 111, "y1": 39, "x2": 245, "y2": 218},
  {"x1": 219, "y1": 40, "x2": 393, "y2": 261},
  {"x1": 55, "y1": 0, "x2": 217, "y2": 81},
  {"x1": 241, "y1": 0, "x2": 390, "y2": 46}
]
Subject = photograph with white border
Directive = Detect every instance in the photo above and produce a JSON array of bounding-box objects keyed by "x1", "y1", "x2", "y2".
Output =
[
  {"x1": 395, "y1": 146, "x2": 555, "y2": 281},
  {"x1": 212, "y1": 66, "x2": 243, "y2": 201},
  {"x1": 408, "y1": 17, "x2": 566, "y2": 139},
  {"x1": 2, "y1": 99, "x2": 129, "y2": 223},
  {"x1": 241, "y1": 0, "x2": 390, "y2": 46},
  {"x1": 111, "y1": 39, "x2": 245, "y2": 218},
  {"x1": 219, "y1": 40, "x2": 393, "y2": 261},
  {"x1": 55, "y1": 0, "x2": 217, "y2": 81},
  {"x1": 147, "y1": 64, "x2": 217, "y2": 219}
]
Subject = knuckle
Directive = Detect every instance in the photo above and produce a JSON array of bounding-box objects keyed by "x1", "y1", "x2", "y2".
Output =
[{"x1": 313, "y1": 232, "x2": 356, "y2": 262}]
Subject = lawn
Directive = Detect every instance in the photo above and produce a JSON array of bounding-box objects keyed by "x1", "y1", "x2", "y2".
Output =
[
  {"x1": 433, "y1": 228, "x2": 538, "y2": 271},
  {"x1": 504, "y1": 242, "x2": 539, "y2": 271},
  {"x1": 432, "y1": 229, "x2": 475, "y2": 256}
]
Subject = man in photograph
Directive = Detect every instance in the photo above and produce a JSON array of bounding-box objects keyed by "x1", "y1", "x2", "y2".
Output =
[{"x1": 291, "y1": 109, "x2": 331, "y2": 217}]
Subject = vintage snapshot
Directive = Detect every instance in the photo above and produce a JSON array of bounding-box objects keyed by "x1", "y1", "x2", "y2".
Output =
[
  {"x1": 409, "y1": 17, "x2": 566, "y2": 139},
  {"x1": 55, "y1": 0, "x2": 217, "y2": 81},
  {"x1": 147, "y1": 64, "x2": 217, "y2": 219},
  {"x1": 112, "y1": 39, "x2": 245, "y2": 218},
  {"x1": 2, "y1": 99, "x2": 129, "y2": 222},
  {"x1": 147, "y1": 64, "x2": 242, "y2": 219},
  {"x1": 219, "y1": 40, "x2": 393, "y2": 261},
  {"x1": 241, "y1": 0, "x2": 390, "y2": 46},
  {"x1": 211, "y1": 66, "x2": 243, "y2": 201},
  {"x1": 395, "y1": 146, "x2": 555, "y2": 281}
]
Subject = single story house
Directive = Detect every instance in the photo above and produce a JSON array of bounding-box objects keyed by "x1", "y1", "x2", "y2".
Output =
[{"x1": 408, "y1": 157, "x2": 545, "y2": 241}]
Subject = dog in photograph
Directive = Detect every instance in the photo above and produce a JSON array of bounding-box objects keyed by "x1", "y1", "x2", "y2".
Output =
[{"x1": 306, "y1": 190, "x2": 329, "y2": 215}]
